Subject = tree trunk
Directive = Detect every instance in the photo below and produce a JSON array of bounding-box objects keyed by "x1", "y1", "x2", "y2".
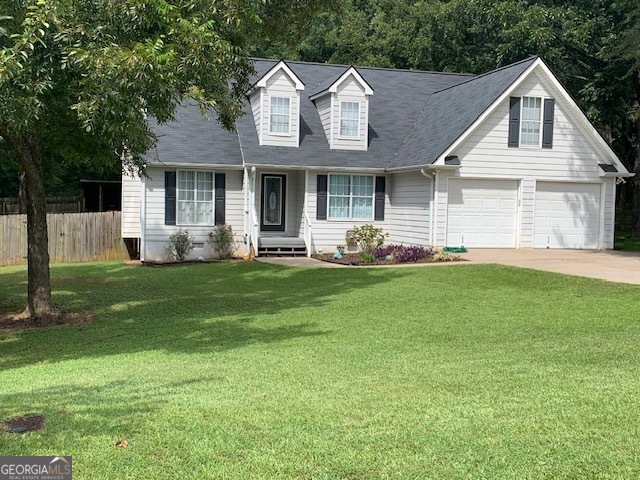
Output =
[
  {"x1": 18, "y1": 170, "x2": 27, "y2": 214},
  {"x1": 0, "y1": 125, "x2": 54, "y2": 319},
  {"x1": 632, "y1": 70, "x2": 640, "y2": 237}
]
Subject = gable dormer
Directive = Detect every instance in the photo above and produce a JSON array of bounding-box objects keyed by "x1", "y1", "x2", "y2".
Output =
[
  {"x1": 249, "y1": 61, "x2": 304, "y2": 148},
  {"x1": 310, "y1": 67, "x2": 373, "y2": 151}
]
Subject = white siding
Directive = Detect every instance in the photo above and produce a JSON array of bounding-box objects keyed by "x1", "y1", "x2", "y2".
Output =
[
  {"x1": 306, "y1": 171, "x2": 390, "y2": 253},
  {"x1": 142, "y1": 166, "x2": 245, "y2": 262},
  {"x1": 316, "y1": 95, "x2": 332, "y2": 145},
  {"x1": 260, "y1": 71, "x2": 299, "y2": 147},
  {"x1": 388, "y1": 172, "x2": 431, "y2": 246},
  {"x1": 603, "y1": 177, "x2": 615, "y2": 248},
  {"x1": 435, "y1": 70, "x2": 613, "y2": 249},
  {"x1": 121, "y1": 171, "x2": 141, "y2": 238},
  {"x1": 250, "y1": 91, "x2": 261, "y2": 139},
  {"x1": 331, "y1": 76, "x2": 368, "y2": 151}
]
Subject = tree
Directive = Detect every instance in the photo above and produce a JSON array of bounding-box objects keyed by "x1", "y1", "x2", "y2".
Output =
[{"x1": 0, "y1": 0, "x2": 335, "y2": 320}]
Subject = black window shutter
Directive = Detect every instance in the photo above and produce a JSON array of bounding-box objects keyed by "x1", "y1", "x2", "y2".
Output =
[
  {"x1": 165, "y1": 171, "x2": 176, "y2": 225},
  {"x1": 215, "y1": 173, "x2": 226, "y2": 225},
  {"x1": 316, "y1": 175, "x2": 328, "y2": 220},
  {"x1": 374, "y1": 176, "x2": 385, "y2": 221},
  {"x1": 542, "y1": 98, "x2": 555, "y2": 149},
  {"x1": 508, "y1": 97, "x2": 521, "y2": 147}
]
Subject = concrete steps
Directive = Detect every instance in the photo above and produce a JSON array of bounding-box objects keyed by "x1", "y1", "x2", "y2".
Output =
[{"x1": 258, "y1": 237, "x2": 307, "y2": 256}]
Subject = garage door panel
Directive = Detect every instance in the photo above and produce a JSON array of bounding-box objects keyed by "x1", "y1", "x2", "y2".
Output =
[
  {"x1": 447, "y1": 179, "x2": 518, "y2": 248},
  {"x1": 534, "y1": 182, "x2": 600, "y2": 249}
]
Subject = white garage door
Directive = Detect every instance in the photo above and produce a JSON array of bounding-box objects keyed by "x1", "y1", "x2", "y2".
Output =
[
  {"x1": 447, "y1": 179, "x2": 519, "y2": 248},
  {"x1": 534, "y1": 182, "x2": 601, "y2": 249}
]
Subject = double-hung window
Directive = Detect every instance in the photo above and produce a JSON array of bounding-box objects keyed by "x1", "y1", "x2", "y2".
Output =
[
  {"x1": 520, "y1": 96, "x2": 542, "y2": 146},
  {"x1": 269, "y1": 96, "x2": 290, "y2": 134},
  {"x1": 340, "y1": 101, "x2": 360, "y2": 138},
  {"x1": 177, "y1": 171, "x2": 214, "y2": 224},
  {"x1": 328, "y1": 174, "x2": 374, "y2": 219}
]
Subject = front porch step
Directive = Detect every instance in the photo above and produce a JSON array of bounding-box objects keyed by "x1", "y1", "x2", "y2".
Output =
[{"x1": 257, "y1": 237, "x2": 307, "y2": 256}]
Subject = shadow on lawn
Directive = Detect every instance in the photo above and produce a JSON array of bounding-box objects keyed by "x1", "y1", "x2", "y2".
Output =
[
  {"x1": 0, "y1": 377, "x2": 219, "y2": 446},
  {"x1": 0, "y1": 261, "x2": 404, "y2": 370}
]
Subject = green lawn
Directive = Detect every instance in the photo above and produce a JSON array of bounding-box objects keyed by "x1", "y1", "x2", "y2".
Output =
[
  {"x1": 615, "y1": 229, "x2": 640, "y2": 251},
  {"x1": 1, "y1": 261, "x2": 639, "y2": 479}
]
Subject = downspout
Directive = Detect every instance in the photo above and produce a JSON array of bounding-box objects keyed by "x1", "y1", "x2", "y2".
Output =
[
  {"x1": 420, "y1": 168, "x2": 436, "y2": 246},
  {"x1": 140, "y1": 175, "x2": 146, "y2": 262}
]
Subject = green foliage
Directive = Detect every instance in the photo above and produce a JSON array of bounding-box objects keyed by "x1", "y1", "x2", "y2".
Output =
[
  {"x1": 361, "y1": 252, "x2": 375, "y2": 263},
  {"x1": 208, "y1": 225, "x2": 235, "y2": 260},
  {"x1": 165, "y1": 229, "x2": 194, "y2": 262},
  {"x1": 350, "y1": 224, "x2": 387, "y2": 253},
  {"x1": 434, "y1": 251, "x2": 457, "y2": 262}
]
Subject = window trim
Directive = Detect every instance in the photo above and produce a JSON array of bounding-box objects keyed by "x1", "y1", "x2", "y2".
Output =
[
  {"x1": 519, "y1": 96, "x2": 543, "y2": 149},
  {"x1": 327, "y1": 173, "x2": 375, "y2": 221},
  {"x1": 176, "y1": 169, "x2": 215, "y2": 226},
  {"x1": 338, "y1": 101, "x2": 361, "y2": 139},
  {"x1": 268, "y1": 95, "x2": 292, "y2": 136}
]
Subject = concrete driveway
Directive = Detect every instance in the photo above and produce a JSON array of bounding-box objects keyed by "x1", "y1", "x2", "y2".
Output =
[{"x1": 465, "y1": 249, "x2": 640, "y2": 285}]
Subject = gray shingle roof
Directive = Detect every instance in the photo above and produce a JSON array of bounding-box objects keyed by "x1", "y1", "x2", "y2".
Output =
[
  {"x1": 237, "y1": 59, "x2": 471, "y2": 169},
  {"x1": 391, "y1": 57, "x2": 537, "y2": 169},
  {"x1": 146, "y1": 104, "x2": 243, "y2": 167},
  {"x1": 147, "y1": 57, "x2": 536, "y2": 171}
]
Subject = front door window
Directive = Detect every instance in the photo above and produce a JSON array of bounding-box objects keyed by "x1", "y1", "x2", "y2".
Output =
[{"x1": 261, "y1": 175, "x2": 286, "y2": 232}]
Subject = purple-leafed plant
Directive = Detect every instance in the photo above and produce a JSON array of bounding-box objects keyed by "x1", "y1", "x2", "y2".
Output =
[{"x1": 372, "y1": 244, "x2": 433, "y2": 263}]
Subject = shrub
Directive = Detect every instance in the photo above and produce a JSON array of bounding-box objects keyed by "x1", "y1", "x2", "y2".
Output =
[
  {"x1": 165, "y1": 229, "x2": 194, "y2": 261},
  {"x1": 373, "y1": 244, "x2": 432, "y2": 263},
  {"x1": 350, "y1": 225, "x2": 387, "y2": 253},
  {"x1": 361, "y1": 252, "x2": 375, "y2": 264},
  {"x1": 434, "y1": 251, "x2": 457, "y2": 262},
  {"x1": 208, "y1": 225, "x2": 235, "y2": 259}
]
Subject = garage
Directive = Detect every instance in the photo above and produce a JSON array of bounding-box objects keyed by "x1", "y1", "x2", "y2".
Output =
[
  {"x1": 533, "y1": 182, "x2": 601, "y2": 249},
  {"x1": 447, "y1": 179, "x2": 519, "y2": 248}
]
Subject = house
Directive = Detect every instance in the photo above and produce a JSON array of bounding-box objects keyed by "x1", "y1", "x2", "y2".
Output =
[{"x1": 121, "y1": 56, "x2": 633, "y2": 261}]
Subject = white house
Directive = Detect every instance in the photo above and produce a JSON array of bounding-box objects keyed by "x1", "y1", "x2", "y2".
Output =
[{"x1": 122, "y1": 57, "x2": 633, "y2": 261}]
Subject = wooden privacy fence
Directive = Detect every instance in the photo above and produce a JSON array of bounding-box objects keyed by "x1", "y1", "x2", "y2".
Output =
[{"x1": 0, "y1": 211, "x2": 128, "y2": 266}]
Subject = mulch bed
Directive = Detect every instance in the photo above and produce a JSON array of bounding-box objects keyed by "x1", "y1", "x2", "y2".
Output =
[
  {"x1": 4, "y1": 414, "x2": 46, "y2": 434},
  {"x1": 312, "y1": 253, "x2": 463, "y2": 266},
  {"x1": 0, "y1": 309, "x2": 94, "y2": 333}
]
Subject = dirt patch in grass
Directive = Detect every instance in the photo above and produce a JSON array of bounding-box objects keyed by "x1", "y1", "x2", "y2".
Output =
[
  {"x1": 4, "y1": 414, "x2": 45, "y2": 434},
  {"x1": 0, "y1": 309, "x2": 94, "y2": 333}
]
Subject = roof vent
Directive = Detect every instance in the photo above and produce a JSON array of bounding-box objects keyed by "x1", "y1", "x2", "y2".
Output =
[{"x1": 444, "y1": 155, "x2": 461, "y2": 166}]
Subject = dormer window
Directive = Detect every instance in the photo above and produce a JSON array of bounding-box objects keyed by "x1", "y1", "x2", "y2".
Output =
[
  {"x1": 309, "y1": 66, "x2": 373, "y2": 151},
  {"x1": 270, "y1": 97, "x2": 291, "y2": 135},
  {"x1": 249, "y1": 60, "x2": 305, "y2": 147},
  {"x1": 340, "y1": 101, "x2": 360, "y2": 138}
]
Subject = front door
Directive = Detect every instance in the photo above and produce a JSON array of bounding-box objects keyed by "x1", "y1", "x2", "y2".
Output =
[{"x1": 260, "y1": 174, "x2": 286, "y2": 232}]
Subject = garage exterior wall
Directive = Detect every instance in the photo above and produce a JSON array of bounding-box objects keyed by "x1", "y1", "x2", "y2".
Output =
[
  {"x1": 388, "y1": 171, "x2": 432, "y2": 246},
  {"x1": 435, "y1": 71, "x2": 615, "y2": 249}
]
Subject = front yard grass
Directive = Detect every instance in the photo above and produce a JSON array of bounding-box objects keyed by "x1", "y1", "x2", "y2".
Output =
[{"x1": 1, "y1": 261, "x2": 639, "y2": 479}]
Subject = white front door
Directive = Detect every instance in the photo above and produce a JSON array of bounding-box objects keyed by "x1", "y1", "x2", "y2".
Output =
[
  {"x1": 534, "y1": 182, "x2": 601, "y2": 249},
  {"x1": 446, "y1": 179, "x2": 519, "y2": 248}
]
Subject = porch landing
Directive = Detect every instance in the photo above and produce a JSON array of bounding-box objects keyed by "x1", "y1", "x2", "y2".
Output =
[{"x1": 257, "y1": 236, "x2": 307, "y2": 256}]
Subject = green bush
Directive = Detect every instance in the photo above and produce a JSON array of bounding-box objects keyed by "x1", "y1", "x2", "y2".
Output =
[
  {"x1": 208, "y1": 225, "x2": 235, "y2": 259},
  {"x1": 361, "y1": 252, "x2": 375, "y2": 264},
  {"x1": 434, "y1": 251, "x2": 457, "y2": 262},
  {"x1": 165, "y1": 229, "x2": 194, "y2": 261},
  {"x1": 349, "y1": 225, "x2": 387, "y2": 253}
]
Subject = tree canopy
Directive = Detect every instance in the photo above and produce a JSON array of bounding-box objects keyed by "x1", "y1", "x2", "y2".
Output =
[{"x1": 0, "y1": 0, "x2": 337, "y2": 318}]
